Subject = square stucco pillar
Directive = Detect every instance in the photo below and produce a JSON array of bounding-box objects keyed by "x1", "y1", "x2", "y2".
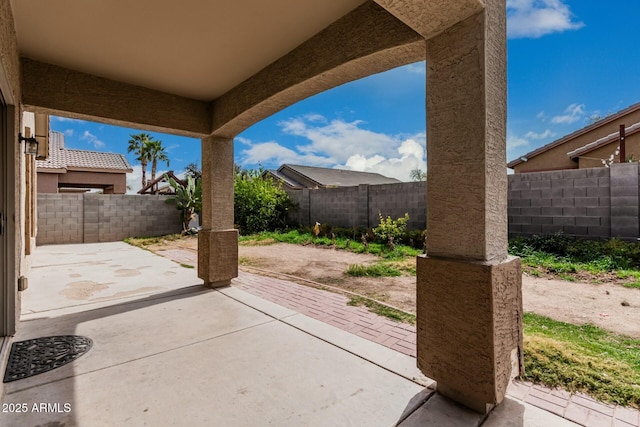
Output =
[
  {"x1": 418, "y1": 1, "x2": 523, "y2": 414},
  {"x1": 198, "y1": 136, "x2": 238, "y2": 287}
]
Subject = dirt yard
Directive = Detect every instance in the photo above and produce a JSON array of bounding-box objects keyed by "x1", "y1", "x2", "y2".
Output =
[{"x1": 146, "y1": 236, "x2": 640, "y2": 338}]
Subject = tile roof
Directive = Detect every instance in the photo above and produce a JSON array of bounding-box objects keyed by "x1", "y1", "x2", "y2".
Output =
[
  {"x1": 36, "y1": 131, "x2": 133, "y2": 172},
  {"x1": 279, "y1": 164, "x2": 402, "y2": 188}
]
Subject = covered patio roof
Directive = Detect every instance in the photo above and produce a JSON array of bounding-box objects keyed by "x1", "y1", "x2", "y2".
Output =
[
  {"x1": 2, "y1": 0, "x2": 524, "y2": 416},
  {"x1": 8, "y1": 0, "x2": 483, "y2": 138}
]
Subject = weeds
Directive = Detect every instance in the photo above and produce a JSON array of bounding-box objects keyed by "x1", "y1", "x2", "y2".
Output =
[
  {"x1": 522, "y1": 313, "x2": 640, "y2": 407},
  {"x1": 347, "y1": 296, "x2": 416, "y2": 324},
  {"x1": 345, "y1": 263, "x2": 401, "y2": 277}
]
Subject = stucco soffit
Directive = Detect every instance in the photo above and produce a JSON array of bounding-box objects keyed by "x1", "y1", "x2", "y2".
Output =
[
  {"x1": 374, "y1": 0, "x2": 484, "y2": 39},
  {"x1": 211, "y1": 1, "x2": 424, "y2": 137},
  {"x1": 20, "y1": 58, "x2": 211, "y2": 138}
]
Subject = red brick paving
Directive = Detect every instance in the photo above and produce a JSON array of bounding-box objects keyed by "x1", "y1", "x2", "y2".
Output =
[{"x1": 157, "y1": 248, "x2": 640, "y2": 427}]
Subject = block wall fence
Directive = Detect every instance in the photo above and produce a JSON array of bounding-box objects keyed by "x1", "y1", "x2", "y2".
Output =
[
  {"x1": 36, "y1": 163, "x2": 640, "y2": 246},
  {"x1": 37, "y1": 193, "x2": 182, "y2": 245},
  {"x1": 286, "y1": 163, "x2": 640, "y2": 241}
]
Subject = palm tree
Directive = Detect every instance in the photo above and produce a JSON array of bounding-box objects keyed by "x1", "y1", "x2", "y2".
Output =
[
  {"x1": 146, "y1": 139, "x2": 170, "y2": 192},
  {"x1": 127, "y1": 133, "x2": 154, "y2": 188}
]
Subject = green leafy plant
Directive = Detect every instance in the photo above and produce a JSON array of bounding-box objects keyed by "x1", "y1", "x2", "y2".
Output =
[
  {"x1": 233, "y1": 169, "x2": 294, "y2": 235},
  {"x1": 373, "y1": 212, "x2": 410, "y2": 248},
  {"x1": 166, "y1": 175, "x2": 202, "y2": 233}
]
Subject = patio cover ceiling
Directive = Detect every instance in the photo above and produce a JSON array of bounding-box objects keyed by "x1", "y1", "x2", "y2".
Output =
[
  {"x1": 9, "y1": 0, "x2": 483, "y2": 137},
  {"x1": 11, "y1": 0, "x2": 368, "y2": 101}
]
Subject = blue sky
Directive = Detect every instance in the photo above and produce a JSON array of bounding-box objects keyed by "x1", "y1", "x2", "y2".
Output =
[{"x1": 50, "y1": 0, "x2": 640, "y2": 192}]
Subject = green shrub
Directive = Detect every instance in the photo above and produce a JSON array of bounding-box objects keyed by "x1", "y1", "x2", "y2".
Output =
[
  {"x1": 373, "y1": 213, "x2": 409, "y2": 245},
  {"x1": 234, "y1": 169, "x2": 295, "y2": 235}
]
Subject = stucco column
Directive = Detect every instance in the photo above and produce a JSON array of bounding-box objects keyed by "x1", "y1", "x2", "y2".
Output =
[
  {"x1": 198, "y1": 136, "x2": 238, "y2": 287},
  {"x1": 417, "y1": 1, "x2": 523, "y2": 414}
]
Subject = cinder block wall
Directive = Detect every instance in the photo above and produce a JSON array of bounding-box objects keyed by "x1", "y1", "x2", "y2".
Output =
[
  {"x1": 309, "y1": 186, "x2": 360, "y2": 228},
  {"x1": 287, "y1": 181, "x2": 427, "y2": 229},
  {"x1": 368, "y1": 182, "x2": 426, "y2": 229},
  {"x1": 508, "y1": 168, "x2": 611, "y2": 239},
  {"x1": 37, "y1": 193, "x2": 182, "y2": 245},
  {"x1": 285, "y1": 164, "x2": 640, "y2": 240}
]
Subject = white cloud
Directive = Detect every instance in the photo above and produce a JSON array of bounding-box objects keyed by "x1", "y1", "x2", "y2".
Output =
[
  {"x1": 279, "y1": 116, "x2": 399, "y2": 163},
  {"x1": 126, "y1": 165, "x2": 170, "y2": 194},
  {"x1": 551, "y1": 103, "x2": 586, "y2": 124},
  {"x1": 239, "y1": 115, "x2": 427, "y2": 181},
  {"x1": 235, "y1": 136, "x2": 252, "y2": 146},
  {"x1": 507, "y1": 134, "x2": 530, "y2": 151},
  {"x1": 64, "y1": 129, "x2": 74, "y2": 137},
  {"x1": 536, "y1": 111, "x2": 547, "y2": 121},
  {"x1": 507, "y1": 0, "x2": 584, "y2": 39},
  {"x1": 525, "y1": 129, "x2": 556, "y2": 140},
  {"x1": 341, "y1": 139, "x2": 426, "y2": 182},
  {"x1": 81, "y1": 130, "x2": 105, "y2": 149},
  {"x1": 240, "y1": 141, "x2": 335, "y2": 167},
  {"x1": 126, "y1": 165, "x2": 143, "y2": 194}
]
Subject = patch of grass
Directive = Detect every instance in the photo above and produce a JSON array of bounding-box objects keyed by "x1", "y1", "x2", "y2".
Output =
[
  {"x1": 617, "y1": 270, "x2": 640, "y2": 289},
  {"x1": 239, "y1": 230, "x2": 421, "y2": 259},
  {"x1": 522, "y1": 312, "x2": 640, "y2": 408},
  {"x1": 180, "y1": 263, "x2": 194, "y2": 269},
  {"x1": 345, "y1": 263, "x2": 401, "y2": 277},
  {"x1": 347, "y1": 296, "x2": 416, "y2": 325}
]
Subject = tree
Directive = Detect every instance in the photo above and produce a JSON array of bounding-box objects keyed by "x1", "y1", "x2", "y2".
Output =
[
  {"x1": 127, "y1": 133, "x2": 154, "y2": 188},
  {"x1": 146, "y1": 139, "x2": 170, "y2": 191},
  {"x1": 233, "y1": 169, "x2": 293, "y2": 234},
  {"x1": 184, "y1": 162, "x2": 201, "y2": 181},
  {"x1": 409, "y1": 168, "x2": 427, "y2": 181}
]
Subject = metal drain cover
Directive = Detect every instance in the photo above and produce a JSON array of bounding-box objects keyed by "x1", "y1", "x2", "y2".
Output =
[{"x1": 3, "y1": 335, "x2": 93, "y2": 383}]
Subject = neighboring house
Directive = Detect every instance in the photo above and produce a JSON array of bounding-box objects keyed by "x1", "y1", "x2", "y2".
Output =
[
  {"x1": 264, "y1": 164, "x2": 402, "y2": 189},
  {"x1": 36, "y1": 131, "x2": 133, "y2": 194},
  {"x1": 508, "y1": 102, "x2": 640, "y2": 173}
]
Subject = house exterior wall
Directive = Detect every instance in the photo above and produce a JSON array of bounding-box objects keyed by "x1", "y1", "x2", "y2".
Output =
[
  {"x1": 37, "y1": 171, "x2": 128, "y2": 194},
  {"x1": 37, "y1": 173, "x2": 59, "y2": 193},
  {"x1": 58, "y1": 170, "x2": 128, "y2": 194},
  {"x1": 37, "y1": 194, "x2": 182, "y2": 245},
  {"x1": 513, "y1": 107, "x2": 640, "y2": 173},
  {"x1": 1, "y1": 0, "x2": 25, "y2": 337},
  {"x1": 577, "y1": 132, "x2": 640, "y2": 169}
]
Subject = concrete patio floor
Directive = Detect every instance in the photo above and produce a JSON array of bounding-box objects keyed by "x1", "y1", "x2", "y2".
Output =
[{"x1": 0, "y1": 242, "x2": 579, "y2": 426}]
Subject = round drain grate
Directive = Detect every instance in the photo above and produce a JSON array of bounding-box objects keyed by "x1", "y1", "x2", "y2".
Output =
[{"x1": 3, "y1": 335, "x2": 93, "y2": 383}]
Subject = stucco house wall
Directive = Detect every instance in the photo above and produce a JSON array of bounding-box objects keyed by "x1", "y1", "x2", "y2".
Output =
[
  {"x1": 577, "y1": 132, "x2": 640, "y2": 169},
  {"x1": 511, "y1": 104, "x2": 640, "y2": 173}
]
